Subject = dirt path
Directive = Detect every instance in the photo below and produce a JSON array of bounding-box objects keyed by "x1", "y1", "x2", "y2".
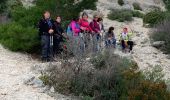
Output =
[{"x1": 0, "y1": 45, "x2": 75, "y2": 100}]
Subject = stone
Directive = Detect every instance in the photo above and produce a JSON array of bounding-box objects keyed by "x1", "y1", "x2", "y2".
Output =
[
  {"x1": 50, "y1": 86, "x2": 55, "y2": 93},
  {"x1": 22, "y1": 74, "x2": 35, "y2": 85},
  {"x1": 152, "y1": 41, "x2": 165, "y2": 48}
]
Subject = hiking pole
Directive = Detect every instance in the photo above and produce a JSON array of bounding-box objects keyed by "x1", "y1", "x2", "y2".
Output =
[{"x1": 50, "y1": 34, "x2": 54, "y2": 61}]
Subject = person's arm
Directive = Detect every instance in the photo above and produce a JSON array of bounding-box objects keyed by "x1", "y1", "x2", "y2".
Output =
[
  {"x1": 71, "y1": 22, "x2": 80, "y2": 33},
  {"x1": 38, "y1": 19, "x2": 44, "y2": 34},
  {"x1": 90, "y1": 22, "x2": 100, "y2": 33}
]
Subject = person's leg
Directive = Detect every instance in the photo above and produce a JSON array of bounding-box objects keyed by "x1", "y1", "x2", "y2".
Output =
[
  {"x1": 121, "y1": 40, "x2": 126, "y2": 50},
  {"x1": 41, "y1": 35, "x2": 50, "y2": 61},
  {"x1": 112, "y1": 38, "x2": 116, "y2": 48},
  {"x1": 127, "y1": 41, "x2": 134, "y2": 51},
  {"x1": 92, "y1": 34, "x2": 98, "y2": 52},
  {"x1": 105, "y1": 40, "x2": 108, "y2": 47}
]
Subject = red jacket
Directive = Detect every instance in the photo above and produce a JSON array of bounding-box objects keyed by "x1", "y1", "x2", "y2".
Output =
[
  {"x1": 79, "y1": 19, "x2": 92, "y2": 32},
  {"x1": 90, "y1": 20, "x2": 100, "y2": 33}
]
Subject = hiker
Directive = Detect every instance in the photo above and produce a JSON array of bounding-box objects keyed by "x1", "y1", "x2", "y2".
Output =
[
  {"x1": 119, "y1": 28, "x2": 134, "y2": 53},
  {"x1": 79, "y1": 12, "x2": 92, "y2": 33},
  {"x1": 53, "y1": 16, "x2": 64, "y2": 55},
  {"x1": 97, "y1": 18, "x2": 105, "y2": 33},
  {"x1": 90, "y1": 15, "x2": 101, "y2": 51},
  {"x1": 38, "y1": 11, "x2": 55, "y2": 62},
  {"x1": 105, "y1": 27, "x2": 116, "y2": 48},
  {"x1": 69, "y1": 18, "x2": 81, "y2": 55}
]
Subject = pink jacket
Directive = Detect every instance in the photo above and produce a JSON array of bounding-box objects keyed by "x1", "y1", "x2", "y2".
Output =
[
  {"x1": 79, "y1": 19, "x2": 92, "y2": 32},
  {"x1": 70, "y1": 21, "x2": 80, "y2": 36}
]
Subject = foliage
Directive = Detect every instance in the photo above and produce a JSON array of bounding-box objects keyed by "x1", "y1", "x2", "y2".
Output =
[
  {"x1": 108, "y1": 9, "x2": 144, "y2": 22},
  {"x1": 143, "y1": 10, "x2": 165, "y2": 27},
  {"x1": 0, "y1": 22, "x2": 40, "y2": 53},
  {"x1": 118, "y1": 0, "x2": 124, "y2": 6},
  {"x1": 0, "y1": 0, "x2": 7, "y2": 13},
  {"x1": 41, "y1": 49, "x2": 170, "y2": 99},
  {"x1": 133, "y1": 2, "x2": 142, "y2": 11}
]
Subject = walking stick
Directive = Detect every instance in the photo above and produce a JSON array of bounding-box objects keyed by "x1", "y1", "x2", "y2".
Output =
[{"x1": 50, "y1": 34, "x2": 54, "y2": 61}]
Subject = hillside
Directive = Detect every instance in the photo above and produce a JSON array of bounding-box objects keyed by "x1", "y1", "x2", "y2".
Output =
[{"x1": 0, "y1": 0, "x2": 170, "y2": 100}]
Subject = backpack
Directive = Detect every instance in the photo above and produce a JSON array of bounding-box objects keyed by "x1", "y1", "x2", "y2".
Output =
[
  {"x1": 67, "y1": 22, "x2": 80, "y2": 36},
  {"x1": 66, "y1": 24, "x2": 72, "y2": 37}
]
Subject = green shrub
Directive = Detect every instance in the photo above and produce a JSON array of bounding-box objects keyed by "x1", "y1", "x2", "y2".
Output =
[
  {"x1": 143, "y1": 10, "x2": 165, "y2": 27},
  {"x1": 0, "y1": 22, "x2": 40, "y2": 53},
  {"x1": 133, "y1": 2, "x2": 142, "y2": 11},
  {"x1": 0, "y1": 0, "x2": 97, "y2": 53},
  {"x1": 108, "y1": 9, "x2": 144, "y2": 22},
  {"x1": 118, "y1": 0, "x2": 124, "y2": 6},
  {"x1": 42, "y1": 49, "x2": 170, "y2": 99},
  {"x1": 0, "y1": 0, "x2": 7, "y2": 13},
  {"x1": 108, "y1": 9, "x2": 133, "y2": 22},
  {"x1": 132, "y1": 11, "x2": 144, "y2": 18},
  {"x1": 163, "y1": 0, "x2": 170, "y2": 11}
]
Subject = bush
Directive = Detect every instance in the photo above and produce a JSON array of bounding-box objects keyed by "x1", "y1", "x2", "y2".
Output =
[
  {"x1": 163, "y1": 0, "x2": 170, "y2": 10},
  {"x1": 0, "y1": 0, "x2": 97, "y2": 53},
  {"x1": 0, "y1": 0, "x2": 7, "y2": 13},
  {"x1": 150, "y1": 19, "x2": 170, "y2": 53},
  {"x1": 41, "y1": 49, "x2": 170, "y2": 99},
  {"x1": 0, "y1": 22, "x2": 40, "y2": 53},
  {"x1": 108, "y1": 9, "x2": 133, "y2": 22},
  {"x1": 108, "y1": 9, "x2": 144, "y2": 22},
  {"x1": 118, "y1": 0, "x2": 124, "y2": 6},
  {"x1": 133, "y1": 2, "x2": 142, "y2": 11},
  {"x1": 132, "y1": 11, "x2": 144, "y2": 18},
  {"x1": 143, "y1": 10, "x2": 165, "y2": 27}
]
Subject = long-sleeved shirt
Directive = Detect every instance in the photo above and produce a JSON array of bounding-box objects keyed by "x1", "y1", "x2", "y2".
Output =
[
  {"x1": 90, "y1": 20, "x2": 100, "y2": 33},
  {"x1": 70, "y1": 21, "x2": 80, "y2": 36}
]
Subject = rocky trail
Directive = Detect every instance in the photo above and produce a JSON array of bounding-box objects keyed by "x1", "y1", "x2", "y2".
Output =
[
  {"x1": 0, "y1": 0, "x2": 170, "y2": 100},
  {"x1": 96, "y1": 0, "x2": 170, "y2": 79}
]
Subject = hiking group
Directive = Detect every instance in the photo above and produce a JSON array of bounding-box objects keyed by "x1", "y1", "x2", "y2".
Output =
[{"x1": 38, "y1": 11, "x2": 134, "y2": 62}]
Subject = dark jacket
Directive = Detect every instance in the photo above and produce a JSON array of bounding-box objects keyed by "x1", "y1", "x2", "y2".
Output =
[
  {"x1": 54, "y1": 21, "x2": 64, "y2": 35},
  {"x1": 38, "y1": 18, "x2": 55, "y2": 35}
]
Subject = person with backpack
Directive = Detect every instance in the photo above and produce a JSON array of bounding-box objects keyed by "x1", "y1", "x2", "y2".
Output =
[
  {"x1": 90, "y1": 15, "x2": 101, "y2": 51},
  {"x1": 53, "y1": 16, "x2": 64, "y2": 55},
  {"x1": 66, "y1": 18, "x2": 81, "y2": 55},
  {"x1": 119, "y1": 28, "x2": 134, "y2": 53},
  {"x1": 38, "y1": 11, "x2": 55, "y2": 62},
  {"x1": 105, "y1": 27, "x2": 116, "y2": 48}
]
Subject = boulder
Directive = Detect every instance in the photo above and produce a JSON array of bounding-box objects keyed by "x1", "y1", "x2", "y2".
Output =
[{"x1": 152, "y1": 41, "x2": 165, "y2": 48}]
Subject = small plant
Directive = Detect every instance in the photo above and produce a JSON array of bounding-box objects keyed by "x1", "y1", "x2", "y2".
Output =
[
  {"x1": 133, "y1": 2, "x2": 142, "y2": 11},
  {"x1": 39, "y1": 74, "x2": 50, "y2": 85},
  {"x1": 118, "y1": 0, "x2": 124, "y2": 6},
  {"x1": 108, "y1": 9, "x2": 133, "y2": 22},
  {"x1": 143, "y1": 10, "x2": 165, "y2": 27},
  {"x1": 108, "y1": 9, "x2": 144, "y2": 22},
  {"x1": 132, "y1": 11, "x2": 144, "y2": 18}
]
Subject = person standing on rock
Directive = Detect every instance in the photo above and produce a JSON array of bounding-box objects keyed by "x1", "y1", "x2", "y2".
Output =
[
  {"x1": 119, "y1": 28, "x2": 134, "y2": 53},
  {"x1": 53, "y1": 16, "x2": 64, "y2": 56},
  {"x1": 38, "y1": 11, "x2": 55, "y2": 62}
]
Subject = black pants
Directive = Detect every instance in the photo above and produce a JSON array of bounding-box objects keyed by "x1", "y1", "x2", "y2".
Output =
[
  {"x1": 41, "y1": 35, "x2": 50, "y2": 59},
  {"x1": 121, "y1": 40, "x2": 134, "y2": 51},
  {"x1": 53, "y1": 35, "x2": 62, "y2": 54}
]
